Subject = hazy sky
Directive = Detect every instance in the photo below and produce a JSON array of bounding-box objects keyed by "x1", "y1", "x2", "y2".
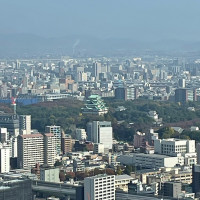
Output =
[{"x1": 1, "y1": 0, "x2": 200, "y2": 41}]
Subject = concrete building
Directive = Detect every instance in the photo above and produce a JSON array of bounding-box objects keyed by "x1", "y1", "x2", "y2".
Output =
[
  {"x1": 94, "y1": 143, "x2": 104, "y2": 154},
  {"x1": 196, "y1": 143, "x2": 200, "y2": 164},
  {"x1": 115, "y1": 174, "x2": 134, "y2": 192},
  {"x1": 133, "y1": 131, "x2": 145, "y2": 148},
  {"x1": 17, "y1": 134, "x2": 44, "y2": 169},
  {"x1": 162, "y1": 182, "x2": 182, "y2": 199},
  {"x1": 192, "y1": 164, "x2": 200, "y2": 194},
  {"x1": 11, "y1": 136, "x2": 18, "y2": 158},
  {"x1": 175, "y1": 88, "x2": 196, "y2": 103},
  {"x1": 40, "y1": 166, "x2": 60, "y2": 183},
  {"x1": 61, "y1": 134, "x2": 74, "y2": 154},
  {"x1": 0, "y1": 114, "x2": 19, "y2": 137},
  {"x1": 154, "y1": 138, "x2": 196, "y2": 166},
  {"x1": 0, "y1": 179, "x2": 32, "y2": 200},
  {"x1": 84, "y1": 174, "x2": 115, "y2": 200},
  {"x1": 118, "y1": 153, "x2": 180, "y2": 168},
  {"x1": 45, "y1": 125, "x2": 61, "y2": 155},
  {"x1": 44, "y1": 133, "x2": 57, "y2": 166},
  {"x1": 154, "y1": 138, "x2": 196, "y2": 156},
  {"x1": 0, "y1": 145, "x2": 10, "y2": 173},
  {"x1": 19, "y1": 115, "x2": 31, "y2": 135},
  {"x1": 87, "y1": 121, "x2": 113, "y2": 150},
  {"x1": 75, "y1": 129, "x2": 87, "y2": 140},
  {"x1": 0, "y1": 127, "x2": 8, "y2": 143}
]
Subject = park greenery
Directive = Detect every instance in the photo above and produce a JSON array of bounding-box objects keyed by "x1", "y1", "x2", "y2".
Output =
[{"x1": 13, "y1": 98, "x2": 200, "y2": 142}]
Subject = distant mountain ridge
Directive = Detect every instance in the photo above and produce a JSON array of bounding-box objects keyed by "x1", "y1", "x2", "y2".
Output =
[{"x1": 0, "y1": 33, "x2": 200, "y2": 58}]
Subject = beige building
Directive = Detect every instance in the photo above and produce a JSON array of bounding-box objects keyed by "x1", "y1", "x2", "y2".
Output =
[
  {"x1": 18, "y1": 133, "x2": 57, "y2": 169},
  {"x1": 44, "y1": 133, "x2": 57, "y2": 166}
]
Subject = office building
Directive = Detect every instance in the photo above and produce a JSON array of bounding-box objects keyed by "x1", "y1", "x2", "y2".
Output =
[
  {"x1": 0, "y1": 127, "x2": 8, "y2": 143},
  {"x1": 154, "y1": 138, "x2": 195, "y2": 156},
  {"x1": 115, "y1": 86, "x2": 136, "y2": 101},
  {"x1": 45, "y1": 125, "x2": 61, "y2": 155},
  {"x1": 0, "y1": 114, "x2": 19, "y2": 137},
  {"x1": 162, "y1": 182, "x2": 182, "y2": 199},
  {"x1": 178, "y1": 78, "x2": 186, "y2": 88},
  {"x1": 11, "y1": 136, "x2": 18, "y2": 158},
  {"x1": 196, "y1": 143, "x2": 200, "y2": 164},
  {"x1": 94, "y1": 143, "x2": 104, "y2": 154},
  {"x1": 0, "y1": 145, "x2": 10, "y2": 173},
  {"x1": 75, "y1": 129, "x2": 87, "y2": 140},
  {"x1": 118, "y1": 153, "x2": 180, "y2": 168},
  {"x1": 175, "y1": 88, "x2": 196, "y2": 103},
  {"x1": 19, "y1": 115, "x2": 31, "y2": 135},
  {"x1": 115, "y1": 87, "x2": 127, "y2": 100},
  {"x1": 84, "y1": 174, "x2": 115, "y2": 200},
  {"x1": 0, "y1": 179, "x2": 32, "y2": 200},
  {"x1": 87, "y1": 121, "x2": 113, "y2": 150},
  {"x1": 92, "y1": 62, "x2": 101, "y2": 80},
  {"x1": 192, "y1": 164, "x2": 200, "y2": 194}
]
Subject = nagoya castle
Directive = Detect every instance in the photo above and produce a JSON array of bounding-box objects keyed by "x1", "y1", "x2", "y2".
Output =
[{"x1": 82, "y1": 95, "x2": 108, "y2": 116}]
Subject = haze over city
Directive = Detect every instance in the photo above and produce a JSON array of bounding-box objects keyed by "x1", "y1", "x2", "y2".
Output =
[
  {"x1": 1, "y1": 1, "x2": 200, "y2": 200},
  {"x1": 1, "y1": 0, "x2": 200, "y2": 57}
]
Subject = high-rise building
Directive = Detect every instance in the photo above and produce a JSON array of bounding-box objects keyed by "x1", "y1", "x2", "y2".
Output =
[
  {"x1": 178, "y1": 78, "x2": 186, "y2": 88},
  {"x1": 196, "y1": 143, "x2": 200, "y2": 164},
  {"x1": 133, "y1": 131, "x2": 146, "y2": 148},
  {"x1": 0, "y1": 145, "x2": 10, "y2": 173},
  {"x1": 175, "y1": 88, "x2": 196, "y2": 103},
  {"x1": 45, "y1": 125, "x2": 61, "y2": 155},
  {"x1": 19, "y1": 115, "x2": 31, "y2": 135},
  {"x1": 161, "y1": 182, "x2": 182, "y2": 199},
  {"x1": 0, "y1": 179, "x2": 32, "y2": 200},
  {"x1": 115, "y1": 87, "x2": 127, "y2": 100},
  {"x1": 44, "y1": 133, "x2": 57, "y2": 166},
  {"x1": 115, "y1": 86, "x2": 136, "y2": 101},
  {"x1": 61, "y1": 134, "x2": 74, "y2": 154},
  {"x1": 18, "y1": 133, "x2": 57, "y2": 169},
  {"x1": 17, "y1": 134, "x2": 44, "y2": 169},
  {"x1": 75, "y1": 129, "x2": 87, "y2": 140},
  {"x1": 0, "y1": 114, "x2": 19, "y2": 137},
  {"x1": 192, "y1": 164, "x2": 200, "y2": 194},
  {"x1": 92, "y1": 62, "x2": 101, "y2": 80},
  {"x1": 87, "y1": 121, "x2": 113, "y2": 150},
  {"x1": 0, "y1": 127, "x2": 8, "y2": 143},
  {"x1": 11, "y1": 136, "x2": 18, "y2": 158},
  {"x1": 84, "y1": 174, "x2": 115, "y2": 200}
]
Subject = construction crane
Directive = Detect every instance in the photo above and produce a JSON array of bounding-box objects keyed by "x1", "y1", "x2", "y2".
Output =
[{"x1": 11, "y1": 83, "x2": 23, "y2": 115}]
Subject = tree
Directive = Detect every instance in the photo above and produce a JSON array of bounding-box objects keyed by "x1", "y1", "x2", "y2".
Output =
[
  {"x1": 54, "y1": 160, "x2": 62, "y2": 167},
  {"x1": 116, "y1": 166, "x2": 123, "y2": 175}
]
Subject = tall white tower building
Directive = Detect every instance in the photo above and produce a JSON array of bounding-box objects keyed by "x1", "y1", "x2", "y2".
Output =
[{"x1": 87, "y1": 121, "x2": 113, "y2": 150}]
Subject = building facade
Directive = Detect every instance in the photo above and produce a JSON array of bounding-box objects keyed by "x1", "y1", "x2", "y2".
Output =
[{"x1": 84, "y1": 174, "x2": 115, "y2": 200}]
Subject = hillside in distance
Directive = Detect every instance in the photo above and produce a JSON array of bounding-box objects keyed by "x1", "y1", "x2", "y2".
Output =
[{"x1": 1, "y1": 33, "x2": 200, "y2": 58}]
